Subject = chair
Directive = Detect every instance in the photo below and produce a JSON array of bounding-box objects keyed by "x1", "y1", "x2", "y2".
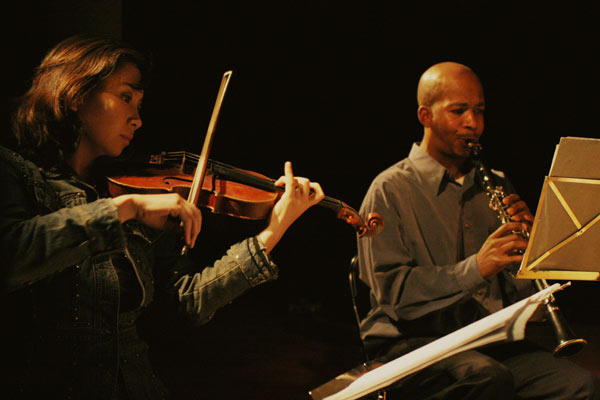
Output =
[
  {"x1": 348, "y1": 255, "x2": 387, "y2": 400},
  {"x1": 348, "y1": 255, "x2": 369, "y2": 360}
]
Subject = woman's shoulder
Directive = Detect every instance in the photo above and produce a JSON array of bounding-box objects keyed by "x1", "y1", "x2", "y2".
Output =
[
  {"x1": 0, "y1": 145, "x2": 44, "y2": 180},
  {"x1": 0, "y1": 145, "x2": 23, "y2": 163},
  {"x1": 0, "y1": 145, "x2": 29, "y2": 175}
]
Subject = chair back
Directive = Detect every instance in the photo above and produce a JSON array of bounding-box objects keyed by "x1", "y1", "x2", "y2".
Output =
[
  {"x1": 348, "y1": 255, "x2": 388, "y2": 399},
  {"x1": 349, "y1": 254, "x2": 374, "y2": 361}
]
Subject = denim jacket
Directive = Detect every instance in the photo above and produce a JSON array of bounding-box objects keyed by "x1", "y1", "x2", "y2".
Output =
[{"x1": 0, "y1": 146, "x2": 279, "y2": 399}]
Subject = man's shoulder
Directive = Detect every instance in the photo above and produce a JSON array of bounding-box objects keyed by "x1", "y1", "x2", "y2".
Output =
[
  {"x1": 371, "y1": 157, "x2": 418, "y2": 189},
  {"x1": 361, "y1": 158, "x2": 420, "y2": 210}
]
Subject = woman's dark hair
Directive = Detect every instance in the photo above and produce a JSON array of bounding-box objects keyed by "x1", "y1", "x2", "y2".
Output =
[{"x1": 12, "y1": 34, "x2": 152, "y2": 167}]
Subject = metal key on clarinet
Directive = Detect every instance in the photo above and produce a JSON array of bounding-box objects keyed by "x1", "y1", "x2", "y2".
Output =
[{"x1": 467, "y1": 140, "x2": 586, "y2": 358}]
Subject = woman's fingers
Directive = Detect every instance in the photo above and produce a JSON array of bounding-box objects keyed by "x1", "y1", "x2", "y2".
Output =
[
  {"x1": 119, "y1": 193, "x2": 202, "y2": 248},
  {"x1": 177, "y1": 197, "x2": 202, "y2": 248}
]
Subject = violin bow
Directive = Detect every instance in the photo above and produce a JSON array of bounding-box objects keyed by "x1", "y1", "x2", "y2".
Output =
[{"x1": 182, "y1": 70, "x2": 233, "y2": 254}]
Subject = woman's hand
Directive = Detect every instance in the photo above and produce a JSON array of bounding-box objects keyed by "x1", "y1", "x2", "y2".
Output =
[
  {"x1": 113, "y1": 193, "x2": 202, "y2": 248},
  {"x1": 258, "y1": 161, "x2": 324, "y2": 253}
]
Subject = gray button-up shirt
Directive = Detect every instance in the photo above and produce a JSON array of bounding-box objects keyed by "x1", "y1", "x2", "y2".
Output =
[{"x1": 357, "y1": 143, "x2": 532, "y2": 352}]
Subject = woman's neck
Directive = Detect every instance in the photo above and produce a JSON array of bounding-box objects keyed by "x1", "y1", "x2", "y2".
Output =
[{"x1": 67, "y1": 146, "x2": 96, "y2": 180}]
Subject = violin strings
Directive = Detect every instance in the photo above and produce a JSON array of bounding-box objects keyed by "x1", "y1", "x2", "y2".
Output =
[{"x1": 155, "y1": 152, "x2": 340, "y2": 208}]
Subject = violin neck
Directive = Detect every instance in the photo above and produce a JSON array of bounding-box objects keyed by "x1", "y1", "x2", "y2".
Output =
[{"x1": 207, "y1": 159, "x2": 342, "y2": 210}]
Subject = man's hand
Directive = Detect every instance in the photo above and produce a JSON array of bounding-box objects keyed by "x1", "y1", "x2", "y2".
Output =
[
  {"x1": 477, "y1": 221, "x2": 529, "y2": 278},
  {"x1": 503, "y1": 193, "x2": 534, "y2": 230}
]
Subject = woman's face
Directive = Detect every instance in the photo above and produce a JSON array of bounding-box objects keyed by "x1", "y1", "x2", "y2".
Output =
[{"x1": 75, "y1": 62, "x2": 144, "y2": 161}]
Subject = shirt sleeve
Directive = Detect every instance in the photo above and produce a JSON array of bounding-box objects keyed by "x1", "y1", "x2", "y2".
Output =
[{"x1": 0, "y1": 159, "x2": 126, "y2": 293}]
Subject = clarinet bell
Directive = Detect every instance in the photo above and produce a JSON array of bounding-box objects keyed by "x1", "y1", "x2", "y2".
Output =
[
  {"x1": 546, "y1": 303, "x2": 588, "y2": 358},
  {"x1": 535, "y1": 279, "x2": 587, "y2": 358}
]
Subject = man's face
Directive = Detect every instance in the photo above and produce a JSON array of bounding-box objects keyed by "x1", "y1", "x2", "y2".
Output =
[{"x1": 428, "y1": 72, "x2": 485, "y2": 160}]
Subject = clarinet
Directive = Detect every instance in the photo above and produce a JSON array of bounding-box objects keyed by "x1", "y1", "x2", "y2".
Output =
[{"x1": 467, "y1": 140, "x2": 587, "y2": 358}]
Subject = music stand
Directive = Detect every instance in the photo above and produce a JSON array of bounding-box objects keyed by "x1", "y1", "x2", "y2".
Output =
[{"x1": 518, "y1": 136, "x2": 600, "y2": 281}]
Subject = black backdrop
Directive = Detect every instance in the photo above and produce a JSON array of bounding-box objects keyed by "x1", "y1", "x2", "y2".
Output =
[{"x1": 3, "y1": 1, "x2": 598, "y2": 399}]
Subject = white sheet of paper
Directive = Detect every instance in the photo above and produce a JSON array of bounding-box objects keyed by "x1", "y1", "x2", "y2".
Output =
[{"x1": 322, "y1": 283, "x2": 562, "y2": 400}]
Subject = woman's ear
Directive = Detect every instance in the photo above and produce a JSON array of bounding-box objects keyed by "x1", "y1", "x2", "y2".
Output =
[{"x1": 68, "y1": 97, "x2": 83, "y2": 113}]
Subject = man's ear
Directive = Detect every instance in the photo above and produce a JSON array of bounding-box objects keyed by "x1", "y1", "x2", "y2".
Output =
[{"x1": 417, "y1": 105, "x2": 432, "y2": 127}]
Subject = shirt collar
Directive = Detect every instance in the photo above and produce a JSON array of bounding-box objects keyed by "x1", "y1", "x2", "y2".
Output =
[{"x1": 408, "y1": 142, "x2": 475, "y2": 197}]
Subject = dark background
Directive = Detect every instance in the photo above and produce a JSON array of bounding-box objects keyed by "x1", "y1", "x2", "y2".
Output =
[{"x1": 3, "y1": 1, "x2": 599, "y2": 399}]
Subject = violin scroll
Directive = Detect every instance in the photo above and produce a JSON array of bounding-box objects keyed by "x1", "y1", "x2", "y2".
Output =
[
  {"x1": 363, "y1": 212, "x2": 384, "y2": 237},
  {"x1": 334, "y1": 201, "x2": 384, "y2": 238}
]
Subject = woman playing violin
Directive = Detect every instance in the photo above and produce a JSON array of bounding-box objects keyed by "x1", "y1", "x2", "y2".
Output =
[{"x1": 0, "y1": 34, "x2": 324, "y2": 399}]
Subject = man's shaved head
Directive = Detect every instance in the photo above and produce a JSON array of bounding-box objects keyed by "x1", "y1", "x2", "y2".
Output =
[{"x1": 417, "y1": 62, "x2": 481, "y2": 107}]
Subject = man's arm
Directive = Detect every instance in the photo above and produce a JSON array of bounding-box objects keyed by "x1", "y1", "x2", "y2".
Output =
[{"x1": 357, "y1": 180, "x2": 487, "y2": 322}]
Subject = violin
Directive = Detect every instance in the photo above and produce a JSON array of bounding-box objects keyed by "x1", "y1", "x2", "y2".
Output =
[
  {"x1": 107, "y1": 151, "x2": 383, "y2": 238},
  {"x1": 108, "y1": 70, "x2": 382, "y2": 240}
]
